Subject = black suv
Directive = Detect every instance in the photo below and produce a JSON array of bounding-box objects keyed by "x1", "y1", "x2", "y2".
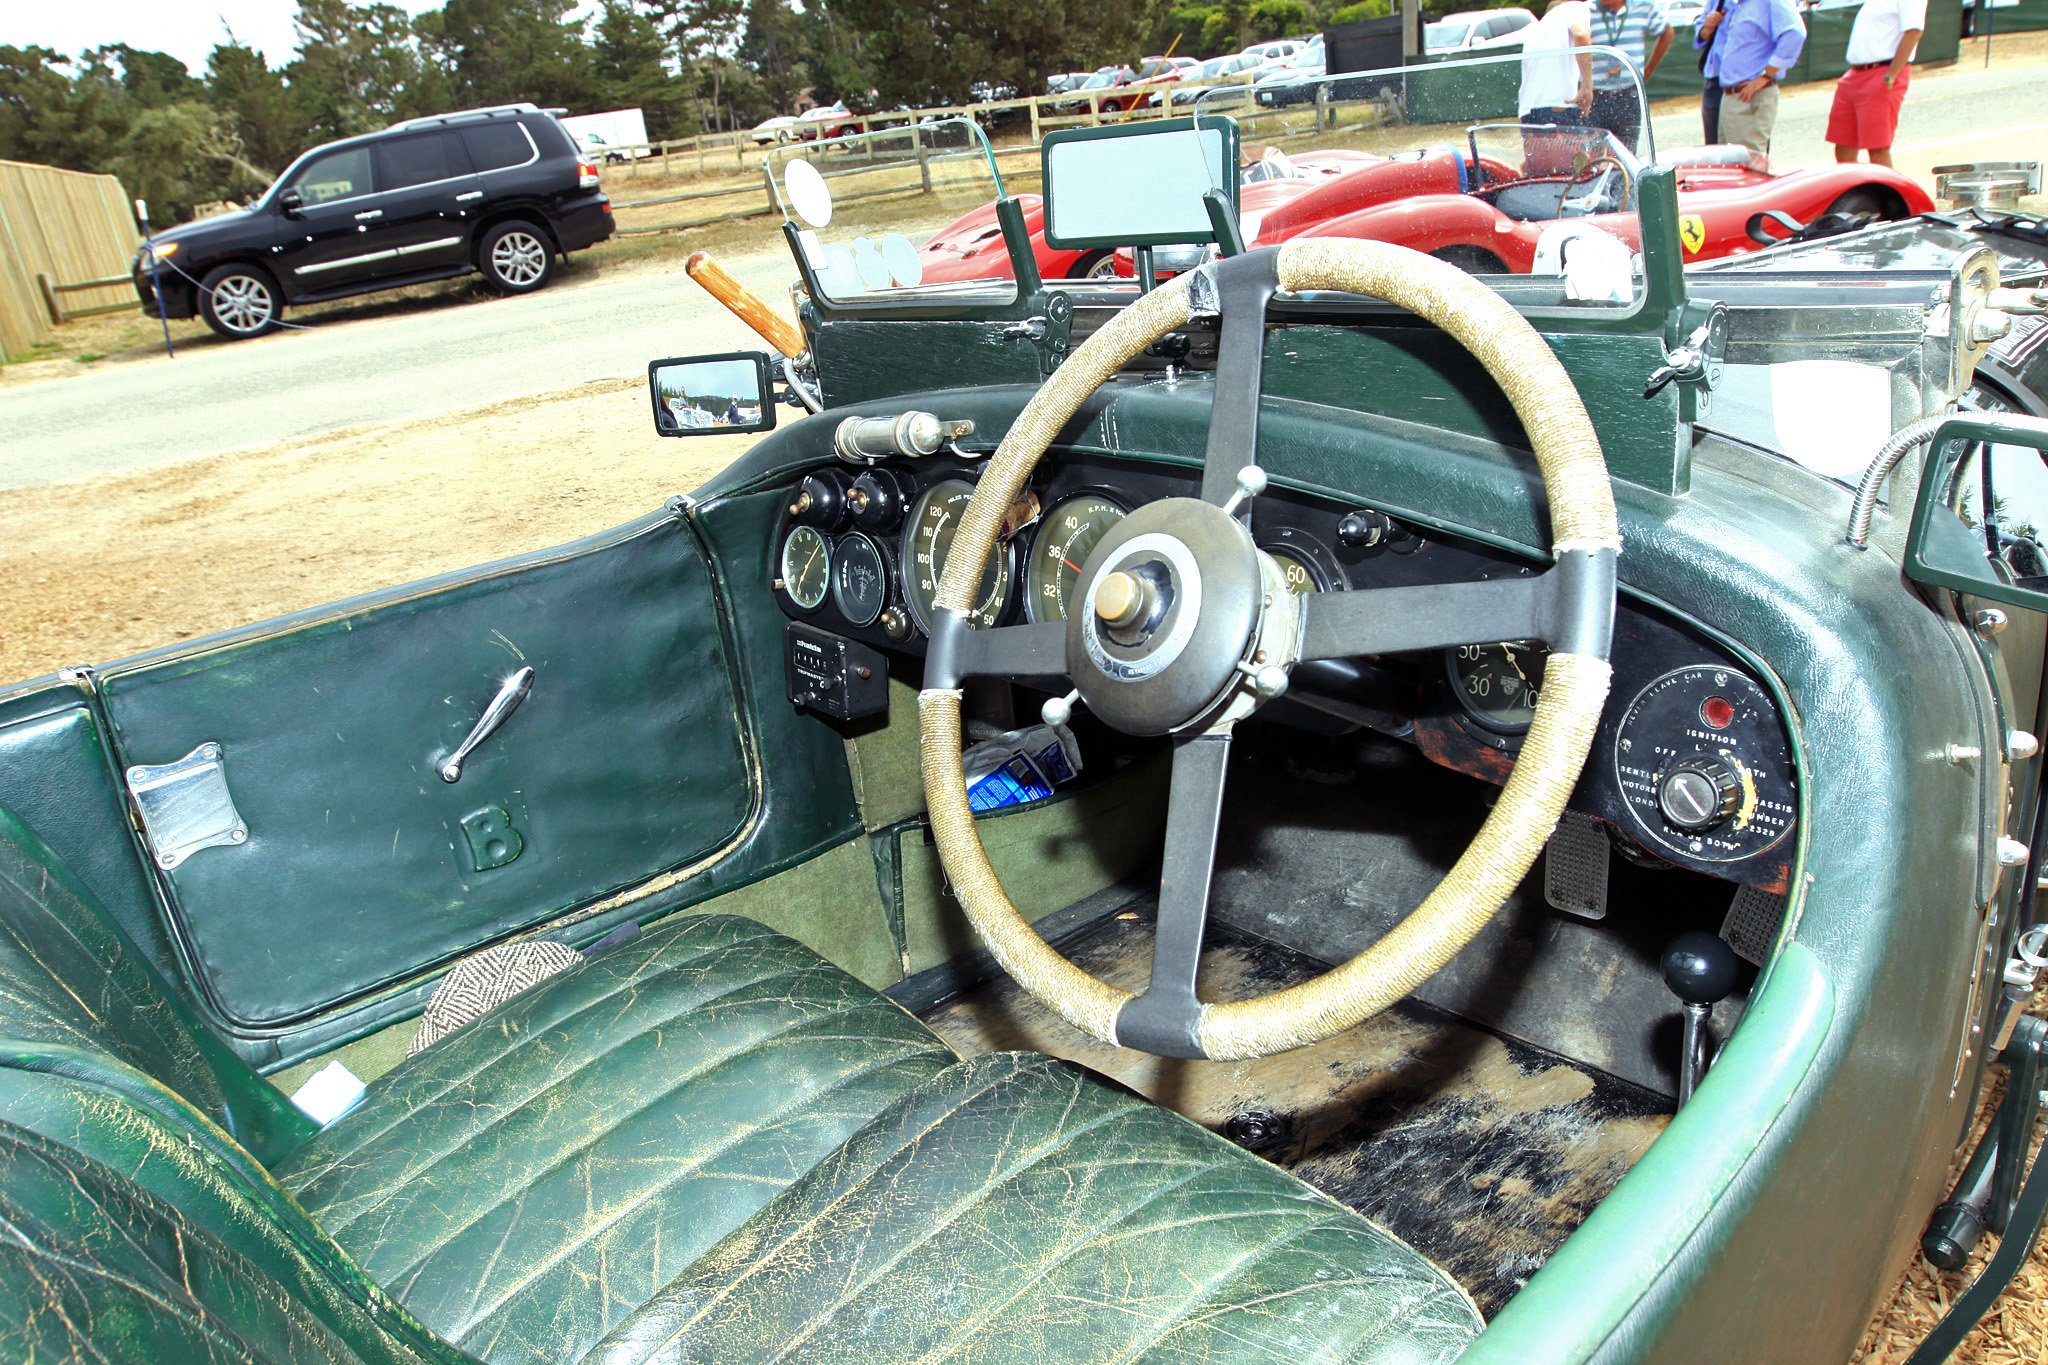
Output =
[{"x1": 134, "y1": 103, "x2": 613, "y2": 340}]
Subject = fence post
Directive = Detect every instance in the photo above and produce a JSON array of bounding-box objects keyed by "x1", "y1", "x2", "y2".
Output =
[
  {"x1": 916, "y1": 125, "x2": 932, "y2": 194},
  {"x1": 1315, "y1": 81, "x2": 1330, "y2": 135},
  {"x1": 1090, "y1": 92, "x2": 1102, "y2": 126},
  {"x1": 663, "y1": 140, "x2": 670, "y2": 178},
  {"x1": 1030, "y1": 95, "x2": 1042, "y2": 147},
  {"x1": 761, "y1": 161, "x2": 777, "y2": 217},
  {"x1": 36, "y1": 273, "x2": 65, "y2": 325}
]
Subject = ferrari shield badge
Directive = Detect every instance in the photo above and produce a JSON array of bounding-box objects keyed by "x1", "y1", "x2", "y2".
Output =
[{"x1": 1679, "y1": 215, "x2": 1707, "y2": 255}]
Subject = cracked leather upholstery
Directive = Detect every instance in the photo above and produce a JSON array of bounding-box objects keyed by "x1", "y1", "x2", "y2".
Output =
[
  {"x1": 0, "y1": 1063, "x2": 460, "y2": 1365},
  {"x1": 275, "y1": 914, "x2": 962, "y2": 1363},
  {"x1": 0, "y1": 802, "x2": 1481, "y2": 1365},
  {"x1": 599, "y1": 1049, "x2": 1483, "y2": 1363},
  {"x1": 0, "y1": 804, "x2": 314, "y2": 1162}
]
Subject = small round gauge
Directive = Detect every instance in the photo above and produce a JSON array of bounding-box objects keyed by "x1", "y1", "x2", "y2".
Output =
[
  {"x1": 1258, "y1": 526, "x2": 1344, "y2": 595},
  {"x1": 902, "y1": 479, "x2": 1012, "y2": 632},
  {"x1": 1447, "y1": 640, "x2": 1551, "y2": 734},
  {"x1": 1027, "y1": 493, "x2": 1128, "y2": 622},
  {"x1": 832, "y1": 532, "x2": 888, "y2": 626},
  {"x1": 780, "y1": 525, "x2": 830, "y2": 610}
]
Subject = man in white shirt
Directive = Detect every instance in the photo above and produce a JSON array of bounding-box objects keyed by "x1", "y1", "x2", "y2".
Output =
[
  {"x1": 1519, "y1": 0, "x2": 1595, "y2": 173},
  {"x1": 1827, "y1": 0, "x2": 1926, "y2": 167}
]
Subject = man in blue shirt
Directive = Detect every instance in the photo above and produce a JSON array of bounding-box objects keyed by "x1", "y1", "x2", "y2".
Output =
[{"x1": 1696, "y1": 0, "x2": 1806, "y2": 155}]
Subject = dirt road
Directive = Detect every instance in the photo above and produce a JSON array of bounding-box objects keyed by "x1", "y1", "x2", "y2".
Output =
[{"x1": 0, "y1": 378, "x2": 765, "y2": 682}]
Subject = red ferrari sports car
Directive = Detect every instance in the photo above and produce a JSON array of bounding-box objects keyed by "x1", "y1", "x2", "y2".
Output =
[
  {"x1": 916, "y1": 130, "x2": 1933, "y2": 285},
  {"x1": 916, "y1": 150, "x2": 1381, "y2": 283}
]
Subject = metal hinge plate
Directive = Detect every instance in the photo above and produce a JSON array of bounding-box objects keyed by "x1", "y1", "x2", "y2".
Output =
[{"x1": 126, "y1": 743, "x2": 248, "y2": 870}]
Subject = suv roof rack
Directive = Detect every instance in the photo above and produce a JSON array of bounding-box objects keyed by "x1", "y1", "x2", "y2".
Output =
[{"x1": 385, "y1": 103, "x2": 560, "y2": 131}]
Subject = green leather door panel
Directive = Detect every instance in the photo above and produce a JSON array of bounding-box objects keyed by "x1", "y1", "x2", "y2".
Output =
[{"x1": 96, "y1": 510, "x2": 752, "y2": 1028}]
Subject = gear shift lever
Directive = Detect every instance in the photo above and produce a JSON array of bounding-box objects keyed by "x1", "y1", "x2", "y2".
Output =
[{"x1": 1662, "y1": 931, "x2": 1740, "y2": 1105}]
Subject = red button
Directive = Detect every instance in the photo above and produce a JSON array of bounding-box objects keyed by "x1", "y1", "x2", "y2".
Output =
[{"x1": 1700, "y1": 696, "x2": 1735, "y2": 729}]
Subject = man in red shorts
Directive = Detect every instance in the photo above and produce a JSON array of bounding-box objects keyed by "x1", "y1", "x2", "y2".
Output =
[{"x1": 1828, "y1": 0, "x2": 1924, "y2": 167}]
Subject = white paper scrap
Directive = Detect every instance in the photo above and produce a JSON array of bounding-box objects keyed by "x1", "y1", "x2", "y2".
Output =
[{"x1": 291, "y1": 1060, "x2": 366, "y2": 1126}]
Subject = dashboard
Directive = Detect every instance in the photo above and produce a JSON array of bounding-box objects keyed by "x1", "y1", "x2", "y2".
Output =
[{"x1": 772, "y1": 451, "x2": 1797, "y2": 892}]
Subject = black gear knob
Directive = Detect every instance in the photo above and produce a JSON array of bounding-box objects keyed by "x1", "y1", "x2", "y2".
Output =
[{"x1": 1662, "y1": 931, "x2": 1740, "y2": 1007}]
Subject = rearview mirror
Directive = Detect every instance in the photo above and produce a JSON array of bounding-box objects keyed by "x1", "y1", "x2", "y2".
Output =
[
  {"x1": 1906, "y1": 412, "x2": 2048, "y2": 613},
  {"x1": 278, "y1": 188, "x2": 303, "y2": 217},
  {"x1": 648, "y1": 352, "x2": 778, "y2": 437},
  {"x1": 1041, "y1": 116, "x2": 1239, "y2": 250}
]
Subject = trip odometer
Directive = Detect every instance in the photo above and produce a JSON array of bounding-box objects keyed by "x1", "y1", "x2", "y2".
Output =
[
  {"x1": 1026, "y1": 493, "x2": 1127, "y2": 622},
  {"x1": 902, "y1": 479, "x2": 1012, "y2": 632}
]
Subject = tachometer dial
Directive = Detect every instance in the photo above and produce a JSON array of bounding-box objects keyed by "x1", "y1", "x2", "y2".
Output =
[
  {"x1": 1447, "y1": 640, "x2": 1550, "y2": 734},
  {"x1": 1268, "y1": 551, "x2": 1323, "y2": 595},
  {"x1": 1026, "y1": 493, "x2": 1127, "y2": 622},
  {"x1": 1258, "y1": 526, "x2": 1344, "y2": 595},
  {"x1": 780, "y1": 525, "x2": 830, "y2": 610},
  {"x1": 832, "y1": 532, "x2": 888, "y2": 626},
  {"x1": 902, "y1": 479, "x2": 1012, "y2": 633}
]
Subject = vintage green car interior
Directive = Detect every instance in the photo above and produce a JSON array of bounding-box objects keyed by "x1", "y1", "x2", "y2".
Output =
[{"x1": 4, "y1": 101, "x2": 2048, "y2": 1364}]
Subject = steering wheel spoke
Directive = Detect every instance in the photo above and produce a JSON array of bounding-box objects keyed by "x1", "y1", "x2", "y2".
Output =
[
  {"x1": 926, "y1": 616, "x2": 1070, "y2": 687},
  {"x1": 1114, "y1": 730, "x2": 1233, "y2": 1058}
]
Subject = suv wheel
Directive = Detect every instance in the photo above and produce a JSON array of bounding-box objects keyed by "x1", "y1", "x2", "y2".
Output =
[
  {"x1": 481, "y1": 221, "x2": 555, "y2": 294},
  {"x1": 198, "y1": 264, "x2": 282, "y2": 340}
]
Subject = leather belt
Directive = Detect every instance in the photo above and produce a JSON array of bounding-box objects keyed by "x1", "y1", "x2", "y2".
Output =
[{"x1": 1849, "y1": 60, "x2": 1891, "y2": 70}]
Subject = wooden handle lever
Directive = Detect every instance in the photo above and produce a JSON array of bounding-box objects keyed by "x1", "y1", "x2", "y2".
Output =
[{"x1": 685, "y1": 250, "x2": 807, "y2": 360}]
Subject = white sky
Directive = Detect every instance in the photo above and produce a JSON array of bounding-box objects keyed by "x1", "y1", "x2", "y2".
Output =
[{"x1": 8, "y1": 2, "x2": 587, "y2": 77}]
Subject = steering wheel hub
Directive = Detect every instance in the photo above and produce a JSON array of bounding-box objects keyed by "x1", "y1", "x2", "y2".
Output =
[{"x1": 1068, "y1": 498, "x2": 1262, "y2": 735}]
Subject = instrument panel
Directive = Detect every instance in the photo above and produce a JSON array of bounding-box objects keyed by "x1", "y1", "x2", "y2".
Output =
[{"x1": 770, "y1": 452, "x2": 1798, "y2": 889}]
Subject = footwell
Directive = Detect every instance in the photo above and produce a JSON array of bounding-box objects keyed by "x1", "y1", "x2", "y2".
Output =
[{"x1": 919, "y1": 911, "x2": 1671, "y2": 1315}]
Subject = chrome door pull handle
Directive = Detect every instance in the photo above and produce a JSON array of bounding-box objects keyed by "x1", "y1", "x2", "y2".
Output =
[
  {"x1": 456, "y1": 191, "x2": 483, "y2": 202},
  {"x1": 439, "y1": 667, "x2": 534, "y2": 782},
  {"x1": 355, "y1": 209, "x2": 383, "y2": 220}
]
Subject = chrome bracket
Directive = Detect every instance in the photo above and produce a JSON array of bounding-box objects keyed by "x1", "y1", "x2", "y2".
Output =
[{"x1": 126, "y1": 743, "x2": 248, "y2": 870}]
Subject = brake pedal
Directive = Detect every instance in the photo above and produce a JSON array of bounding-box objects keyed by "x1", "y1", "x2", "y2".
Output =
[{"x1": 1721, "y1": 884, "x2": 1789, "y2": 964}]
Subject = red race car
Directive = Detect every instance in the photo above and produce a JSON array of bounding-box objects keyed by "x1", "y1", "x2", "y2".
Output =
[
  {"x1": 1109, "y1": 127, "x2": 1934, "y2": 276},
  {"x1": 916, "y1": 150, "x2": 1382, "y2": 283}
]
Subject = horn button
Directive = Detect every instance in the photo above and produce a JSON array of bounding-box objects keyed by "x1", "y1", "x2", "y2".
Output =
[{"x1": 1067, "y1": 498, "x2": 1264, "y2": 736}]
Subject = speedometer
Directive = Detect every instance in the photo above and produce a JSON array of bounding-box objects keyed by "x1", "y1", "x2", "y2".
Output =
[
  {"x1": 1447, "y1": 641, "x2": 1550, "y2": 734},
  {"x1": 1026, "y1": 493, "x2": 1127, "y2": 622},
  {"x1": 902, "y1": 479, "x2": 1012, "y2": 633}
]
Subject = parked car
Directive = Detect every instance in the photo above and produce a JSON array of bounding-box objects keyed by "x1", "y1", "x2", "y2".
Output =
[
  {"x1": 1048, "y1": 65, "x2": 1137, "y2": 113},
  {"x1": 1425, "y1": 7, "x2": 1538, "y2": 51},
  {"x1": 1241, "y1": 36, "x2": 1311, "y2": 62},
  {"x1": 749, "y1": 114, "x2": 800, "y2": 144},
  {"x1": 794, "y1": 101, "x2": 861, "y2": 140},
  {"x1": 1250, "y1": 46, "x2": 1335, "y2": 106},
  {"x1": 131, "y1": 102, "x2": 611, "y2": 340},
  {"x1": 1166, "y1": 51, "x2": 1277, "y2": 106}
]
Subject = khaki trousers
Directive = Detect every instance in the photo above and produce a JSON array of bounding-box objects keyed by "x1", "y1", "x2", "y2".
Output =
[{"x1": 1717, "y1": 81, "x2": 1779, "y2": 154}]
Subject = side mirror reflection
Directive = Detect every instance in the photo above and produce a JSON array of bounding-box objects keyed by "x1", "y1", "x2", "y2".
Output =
[
  {"x1": 278, "y1": 188, "x2": 304, "y2": 217},
  {"x1": 648, "y1": 351, "x2": 778, "y2": 437},
  {"x1": 1906, "y1": 412, "x2": 2048, "y2": 613}
]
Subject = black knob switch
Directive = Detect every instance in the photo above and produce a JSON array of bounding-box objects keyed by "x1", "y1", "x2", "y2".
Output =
[
  {"x1": 1662, "y1": 931, "x2": 1740, "y2": 1006},
  {"x1": 849, "y1": 468, "x2": 912, "y2": 532},
  {"x1": 789, "y1": 471, "x2": 851, "y2": 530},
  {"x1": 1656, "y1": 756, "x2": 1740, "y2": 831}
]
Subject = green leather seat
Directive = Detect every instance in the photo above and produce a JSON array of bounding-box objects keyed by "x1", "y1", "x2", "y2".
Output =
[{"x1": 0, "y1": 805, "x2": 1483, "y2": 1363}]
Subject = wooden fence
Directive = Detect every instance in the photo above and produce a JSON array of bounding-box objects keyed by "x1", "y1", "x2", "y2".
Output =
[{"x1": 0, "y1": 160, "x2": 140, "y2": 362}]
